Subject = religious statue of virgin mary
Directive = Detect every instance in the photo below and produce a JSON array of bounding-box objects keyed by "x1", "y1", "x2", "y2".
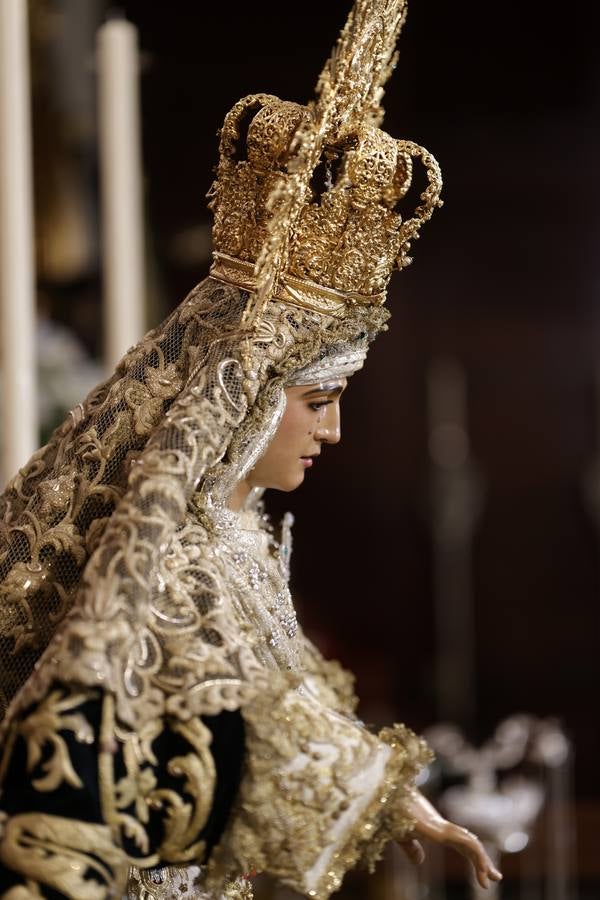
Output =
[{"x1": 0, "y1": 2, "x2": 502, "y2": 897}]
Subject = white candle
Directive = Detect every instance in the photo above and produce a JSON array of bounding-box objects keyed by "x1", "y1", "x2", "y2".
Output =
[
  {"x1": 97, "y1": 16, "x2": 145, "y2": 372},
  {"x1": 0, "y1": 0, "x2": 37, "y2": 484}
]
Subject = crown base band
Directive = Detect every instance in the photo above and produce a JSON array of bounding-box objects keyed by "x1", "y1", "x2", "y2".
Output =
[{"x1": 210, "y1": 252, "x2": 386, "y2": 318}]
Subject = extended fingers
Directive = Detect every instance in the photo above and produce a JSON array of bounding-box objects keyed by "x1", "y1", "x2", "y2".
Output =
[
  {"x1": 475, "y1": 862, "x2": 502, "y2": 890},
  {"x1": 474, "y1": 845, "x2": 502, "y2": 884},
  {"x1": 459, "y1": 830, "x2": 502, "y2": 888},
  {"x1": 472, "y1": 850, "x2": 503, "y2": 888}
]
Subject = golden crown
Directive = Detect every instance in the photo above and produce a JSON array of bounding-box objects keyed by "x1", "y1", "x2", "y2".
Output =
[{"x1": 208, "y1": 0, "x2": 442, "y2": 322}]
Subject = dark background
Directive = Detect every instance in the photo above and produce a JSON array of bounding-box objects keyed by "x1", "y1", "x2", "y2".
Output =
[{"x1": 31, "y1": 0, "x2": 600, "y2": 889}]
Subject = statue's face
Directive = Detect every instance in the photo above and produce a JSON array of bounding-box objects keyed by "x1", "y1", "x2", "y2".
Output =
[{"x1": 248, "y1": 379, "x2": 347, "y2": 492}]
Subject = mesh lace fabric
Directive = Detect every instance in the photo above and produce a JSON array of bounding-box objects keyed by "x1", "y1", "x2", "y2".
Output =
[{"x1": 0, "y1": 277, "x2": 388, "y2": 734}]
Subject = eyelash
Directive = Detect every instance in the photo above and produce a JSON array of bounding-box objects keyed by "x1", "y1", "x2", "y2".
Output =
[{"x1": 309, "y1": 400, "x2": 332, "y2": 411}]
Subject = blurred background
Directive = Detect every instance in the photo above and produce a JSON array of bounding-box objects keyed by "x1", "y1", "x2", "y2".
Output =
[{"x1": 2, "y1": 0, "x2": 599, "y2": 897}]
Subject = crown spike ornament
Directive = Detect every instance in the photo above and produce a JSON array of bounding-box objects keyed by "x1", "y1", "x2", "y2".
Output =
[
  {"x1": 315, "y1": 0, "x2": 408, "y2": 134},
  {"x1": 208, "y1": 0, "x2": 442, "y2": 333}
]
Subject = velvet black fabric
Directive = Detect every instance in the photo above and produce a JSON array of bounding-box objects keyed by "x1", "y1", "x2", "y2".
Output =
[{"x1": 0, "y1": 685, "x2": 245, "y2": 896}]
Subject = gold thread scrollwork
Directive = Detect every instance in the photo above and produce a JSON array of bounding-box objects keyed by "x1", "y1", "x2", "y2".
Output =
[
  {"x1": 11, "y1": 688, "x2": 95, "y2": 792},
  {"x1": 148, "y1": 719, "x2": 214, "y2": 863},
  {"x1": 99, "y1": 691, "x2": 214, "y2": 867},
  {"x1": 0, "y1": 813, "x2": 129, "y2": 900}
]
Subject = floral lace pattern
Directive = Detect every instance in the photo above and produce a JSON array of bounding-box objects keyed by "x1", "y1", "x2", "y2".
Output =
[{"x1": 0, "y1": 277, "x2": 387, "y2": 737}]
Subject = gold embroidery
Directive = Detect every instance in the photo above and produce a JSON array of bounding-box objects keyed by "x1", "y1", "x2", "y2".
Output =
[
  {"x1": 126, "y1": 865, "x2": 201, "y2": 899},
  {"x1": 0, "y1": 813, "x2": 128, "y2": 899},
  {"x1": 300, "y1": 633, "x2": 359, "y2": 716},
  {"x1": 100, "y1": 693, "x2": 215, "y2": 866},
  {"x1": 148, "y1": 719, "x2": 214, "y2": 863},
  {"x1": 0, "y1": 686, "x2": 218, "y2": 891},
  {"x1": 4, "y1": 688, "x2": 95, "y2": 792},
  {"x1": 1, "y1": 881, "x2": 48, "y2": 899},
  {"x1": 222, "y1": 878, "x2": 254, "y2": 899},
  {"x1": 98, "y1": 690, "x2": 158, "y2": 865},
  {"x1": 360, "y1": 723, "x2": 435, "y2": 874},
  {"x1": 125, "y1": 866, "x2": 254, "y2": 900},
  {"x1": 207, "y1": 677, "x2": 432, "y2": 899}
]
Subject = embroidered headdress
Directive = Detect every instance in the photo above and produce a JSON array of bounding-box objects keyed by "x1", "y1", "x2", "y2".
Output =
[{"x1": 0, "y1": 0, "x2": 441, "y2": 733}]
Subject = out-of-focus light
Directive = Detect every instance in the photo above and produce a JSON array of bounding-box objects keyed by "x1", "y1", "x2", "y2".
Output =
[
  {"x1": 415, "y1": 765, "x2": 431, "y2": 787},
  {"x1": 503, "y1": 831, "x2": 529, "y2": 853},
  {"x1": 428, "y1": 423, "x2": 469, "y2": 468}
]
